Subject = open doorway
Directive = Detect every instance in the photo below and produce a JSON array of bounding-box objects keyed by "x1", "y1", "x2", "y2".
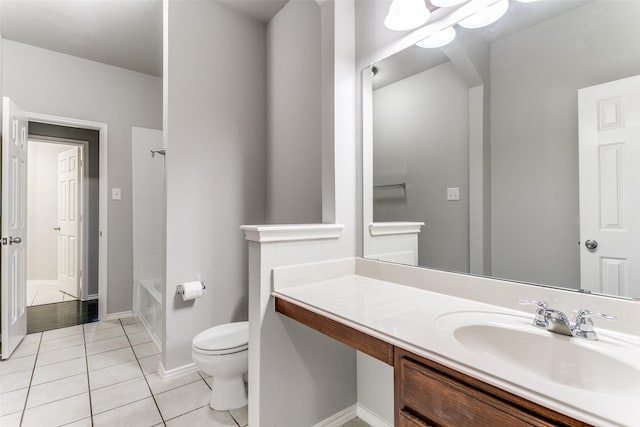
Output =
[
  {"x1": 27, "y1": 139, "x2": 85, "y2": 306},
  {"x1": 25, "y1": 122, "x2": 101, "y2": 333}
]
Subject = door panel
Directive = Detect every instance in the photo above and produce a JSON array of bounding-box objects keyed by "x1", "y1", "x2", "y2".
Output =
[
  {"x1": 579, "y1": 75, "x2": 640, "y2": 298},
  {"x1": 57, "y1": 146, "x2": 80, "y2": 298},
  {"x1": 1, "y1": 97, "x2": 28, "y2": 359}
]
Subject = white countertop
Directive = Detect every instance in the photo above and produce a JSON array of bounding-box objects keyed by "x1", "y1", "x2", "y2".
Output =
[{"x1": 274, "y1": 273, "x2": 640, "y2": 427}]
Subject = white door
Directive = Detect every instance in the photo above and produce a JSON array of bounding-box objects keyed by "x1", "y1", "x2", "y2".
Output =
[
  {"x1": 1, "y1": 97, "x2": 28, "y2": 359},
  {"x1": 57, "y1": 146, "x2": 80, "y2": 298},
  {"x1": 578, "y1": 75, "x2": 640, "y2": 298}
]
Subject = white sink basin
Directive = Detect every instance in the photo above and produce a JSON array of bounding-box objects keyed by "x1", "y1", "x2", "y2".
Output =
[{"x1": 436, "y1": 311, "x2": 640, "y2": 395}]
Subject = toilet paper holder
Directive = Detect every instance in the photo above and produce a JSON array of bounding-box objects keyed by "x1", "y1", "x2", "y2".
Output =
[{"x1": 176, "y1": 281, "x2": 206, "y2": 295}]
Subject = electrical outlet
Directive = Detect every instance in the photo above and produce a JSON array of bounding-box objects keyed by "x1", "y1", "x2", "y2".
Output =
[
  {"x1": 112, "y1": 188, "x2": 122, "y2": 200},
  {"x1": 447, "y1": 187, "x2": 460, "y2": 201}
]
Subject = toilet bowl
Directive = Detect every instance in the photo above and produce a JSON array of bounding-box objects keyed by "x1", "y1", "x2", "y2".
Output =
[{"x1": 192, "y1": 321, "x2": 248, "y2": 410}]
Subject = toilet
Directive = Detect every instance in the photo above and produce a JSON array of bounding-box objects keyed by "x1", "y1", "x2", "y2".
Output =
[{"x1": 192, "y1": 321, "x2": 248, "y2": 410}]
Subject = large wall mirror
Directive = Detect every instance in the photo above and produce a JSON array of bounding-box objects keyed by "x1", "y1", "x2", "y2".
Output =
[{"x1": 363, "y1": 0, "x2": 640, "y2": 300}]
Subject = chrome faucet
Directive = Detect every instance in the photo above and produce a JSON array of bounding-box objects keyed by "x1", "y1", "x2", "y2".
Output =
[
  {"x1": 543, "y1": 308, "x2": 574, "y2": 336},
  {"x1": 573, "y1": 309, "x2": 617, "y2": 340},
  {"x1": 518, "y1": 300, "x2": 615, "y2": 340}
]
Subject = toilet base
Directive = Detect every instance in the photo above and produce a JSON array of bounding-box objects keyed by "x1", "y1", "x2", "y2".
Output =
[{"x1": 209, "y1": 376, "x2": 247, "y2": 411}]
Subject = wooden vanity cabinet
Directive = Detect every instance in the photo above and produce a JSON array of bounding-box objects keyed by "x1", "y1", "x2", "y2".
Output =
[
  {"x1": 395, "y1": 349, "x2": 590, "y2": 427},
  {"x1": 398, "y1": 409, "x2": 431, "y2": 427},
  {"x1": 274, "y1": 298, "x2": 591, "y2": 427}
]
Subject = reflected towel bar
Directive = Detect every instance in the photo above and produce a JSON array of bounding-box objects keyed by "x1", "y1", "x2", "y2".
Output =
[
  {"x1": 373, "y1": 182, "x2": 406, "y2": 198},
  {"x1": 373, "y1": 183, "x2": 406, "y2": 190}
]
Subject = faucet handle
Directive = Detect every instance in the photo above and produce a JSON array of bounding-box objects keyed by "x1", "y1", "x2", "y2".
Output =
[
  {"x1": 518, "y1": 299, "x2": 549, "y2": 328},
  {"x1": 573, "y1": 309, "x2": 616, "y2": 340},
  {"x1": 518, "y1": 299, "x2": 548, "y2": 309}
]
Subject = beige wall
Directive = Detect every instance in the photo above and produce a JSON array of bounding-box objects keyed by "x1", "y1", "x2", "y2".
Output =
[
  {"x1": 373, "y1": 61, "x2": 470, "y2": 273},
  {"x1": 248, "y1": 1, "x2": 359, "y2": 424},
  {"x1": 491, "y1": 1, "x2": 640, "y2": 288},
  {"x1": 26, "y1": 141, "x2": 74, "y2": 281},
  {"x1": 3, "y1": 39, "x2": 163, "y2": 314},
  {"x1": 163, "y1": 0, "x2": 267, "y2": 370},
  {"x1": 266, "y1": 0, "x2": 322, "y2": 223}
]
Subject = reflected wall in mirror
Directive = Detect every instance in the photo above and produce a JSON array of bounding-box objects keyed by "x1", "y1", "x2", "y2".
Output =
[{"x1": 364, "y1": 0, "x2": 640, "y2": 299}]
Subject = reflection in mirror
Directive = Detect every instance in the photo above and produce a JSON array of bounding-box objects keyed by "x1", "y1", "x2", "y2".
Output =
[{"x1": 365, "y1": 0, "x2": 640, "y2": 299}]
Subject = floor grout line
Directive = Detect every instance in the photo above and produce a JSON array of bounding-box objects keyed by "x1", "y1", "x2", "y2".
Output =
[
  {"x1": 18, "y1": 332, "x2": 43, "y2": 426},
  {"x1": 3, "y1": 315, "x2": 249, "y2": 427},
  {"x1": 21, "y1": 371, "x2": 87, "y2": 392},
  {"x1": 79, "y1": 324, "x2": 94, "y2": 427},
  {"x1": 121, "y1": 318, "x2": 167, "y2": 426},
  {"x1": 197, "y1": 371, "x2": 212, "y2": 390},
  {"x1": 21, "y1": 388, "x2": 89, "y2": 413},
  {"x1": 27, "y1": 282, "x2": 79, "y2": 308},
  {"x1": 91, "y1": 395, "x2": 151, "y2": 417},
  {"x1": 87, "y1": 367, "x2": 144, "y2": 392},
  {"x1": 229, "y1": 408, "x2": 243, "y2": 427}
]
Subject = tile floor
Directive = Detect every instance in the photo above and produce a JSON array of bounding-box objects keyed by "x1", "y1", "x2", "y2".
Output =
[
  {"x1": 27, "y1": 282, "x2": 78, "y2": 307},
  {"x1": 2, "y1": 316, "x2": 371, "y2": 427},
  {"x1": 0, "y1": 316, "x2": 248, "y2": 427}
]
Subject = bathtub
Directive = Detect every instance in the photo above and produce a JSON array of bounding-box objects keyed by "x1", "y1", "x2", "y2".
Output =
[{"x1": 134, "y1": 278, "x2": 163, "y2": 348}]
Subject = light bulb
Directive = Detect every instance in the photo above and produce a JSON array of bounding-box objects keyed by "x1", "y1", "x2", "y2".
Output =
[
  {"x1": 458, "y1": 0, "x2": 509, "y2": 29},
  {"x1": 431, "y1": 0, "x2": 468, "y2": 7},
  {"x1": 384, "y1": 0, "x2": 431, "y2": 32},
  {"x1": 416, "y1": 26, "x2": 456, "y2": 48}
]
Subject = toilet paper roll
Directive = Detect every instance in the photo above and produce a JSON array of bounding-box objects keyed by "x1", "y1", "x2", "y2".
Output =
[{"x1": 180, "y1": 281, "x2": 204, "y2": 301}]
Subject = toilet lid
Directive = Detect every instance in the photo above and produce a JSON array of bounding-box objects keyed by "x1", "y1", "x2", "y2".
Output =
[{"x1": 193, "y1": 321, "x2": 248, "y2": 354}]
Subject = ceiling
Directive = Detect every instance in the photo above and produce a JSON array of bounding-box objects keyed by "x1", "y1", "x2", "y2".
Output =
[
  {"x1": 373, "y1": 46, "x2": 448, "y2": 90},
  {"x1": 219, "y1": 0, "x2": 288, "y2": 24},
  {"x1": 1, "y1": 0, "x2": 289, "y2": 78},
  {"x1": 1, "y1": 0, "x2": 163, "y2": 77},
  {"x1": 373, "y1": 0, "x2": 590, "y2": 89}
]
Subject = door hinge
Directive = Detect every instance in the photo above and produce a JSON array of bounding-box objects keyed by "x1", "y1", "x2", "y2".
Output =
[
  {"x1": 79, "y1": 159, "x2": 83, "y2": 167},
  {"x1": 79, "y1": 270, "x2": 83, "y2": 278},
  {"x1": 1, "y1": 237, "x2": 7, "y2": 245}
]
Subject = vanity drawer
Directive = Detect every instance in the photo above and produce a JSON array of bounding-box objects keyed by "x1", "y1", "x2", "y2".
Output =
[
  {"x1": 398, "y1": 409, "x2": 430, "y2": 427},
  {"x1": 398, "y1": 357, "x2": 557, "y2": 427}
]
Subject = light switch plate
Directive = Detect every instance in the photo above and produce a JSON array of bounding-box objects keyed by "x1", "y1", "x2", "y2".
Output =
[
  {"x1": 112, "y1": 188, "x2": 122, "y2": 200},
  {"x1": 447, "y1": 187, "x2": 460, "y2": 201}
]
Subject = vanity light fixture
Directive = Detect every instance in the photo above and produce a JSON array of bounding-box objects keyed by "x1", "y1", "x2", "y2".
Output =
[
  {"x1": 458, "y1": 0, "x2": 509, "y2": 29},
  {"x1": 416, "y1": 26, "x2": 457, "y2": 48},
  {"x1": 384, "y1": 0, "x2": 431, "y2": 31},
  {"x1": 430, "y1": 0, "x2": 468, "y2": 7}
]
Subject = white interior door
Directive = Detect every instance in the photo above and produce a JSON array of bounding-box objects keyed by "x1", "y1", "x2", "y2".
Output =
[
  {"x1": 57, "y1": 146, "x2": 80, "y2": 298},
  {"x1": 578, "y1": 75, "x2": 640, "y2": 298},
  {"x1": 1, "y1": 97, "x2": 28, "y2": 359}
]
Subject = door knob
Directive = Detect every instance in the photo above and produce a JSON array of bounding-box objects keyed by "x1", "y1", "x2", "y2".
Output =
[
  {"x1": 9, "y1": 236, "x2": 22, "y2": 244},
  {"x1": 53, "y1": 227, "x2": 61, "y2": 231},
  {"x1": 585, "y1": 239, "x2": 598, "y2": 250}
]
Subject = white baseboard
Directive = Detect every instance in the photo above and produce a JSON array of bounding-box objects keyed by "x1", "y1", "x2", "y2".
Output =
[
  {"x1": 356, "y1": 404, "x2": 392, "y2": 427},
  {"x1": 102, "y1": 310, "x2": 134, "y2": 321},
  {"x1": 159, "y1": 360, "x2": 199, "y2": 381},
  {"x1": 313, "y1": 404, "x2": 358, "y2": 427},
  {"x1": 312, "y1": 404, "x2": 392, "y2": 427}
]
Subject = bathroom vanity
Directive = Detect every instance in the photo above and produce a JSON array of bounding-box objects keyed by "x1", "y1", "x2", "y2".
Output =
[
  {"x1": 271, "y1": 258, "x2": 640, "y2": 427},
  {"x1": 277, "y1": 298, "x2": 586, "y2": 426}
]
